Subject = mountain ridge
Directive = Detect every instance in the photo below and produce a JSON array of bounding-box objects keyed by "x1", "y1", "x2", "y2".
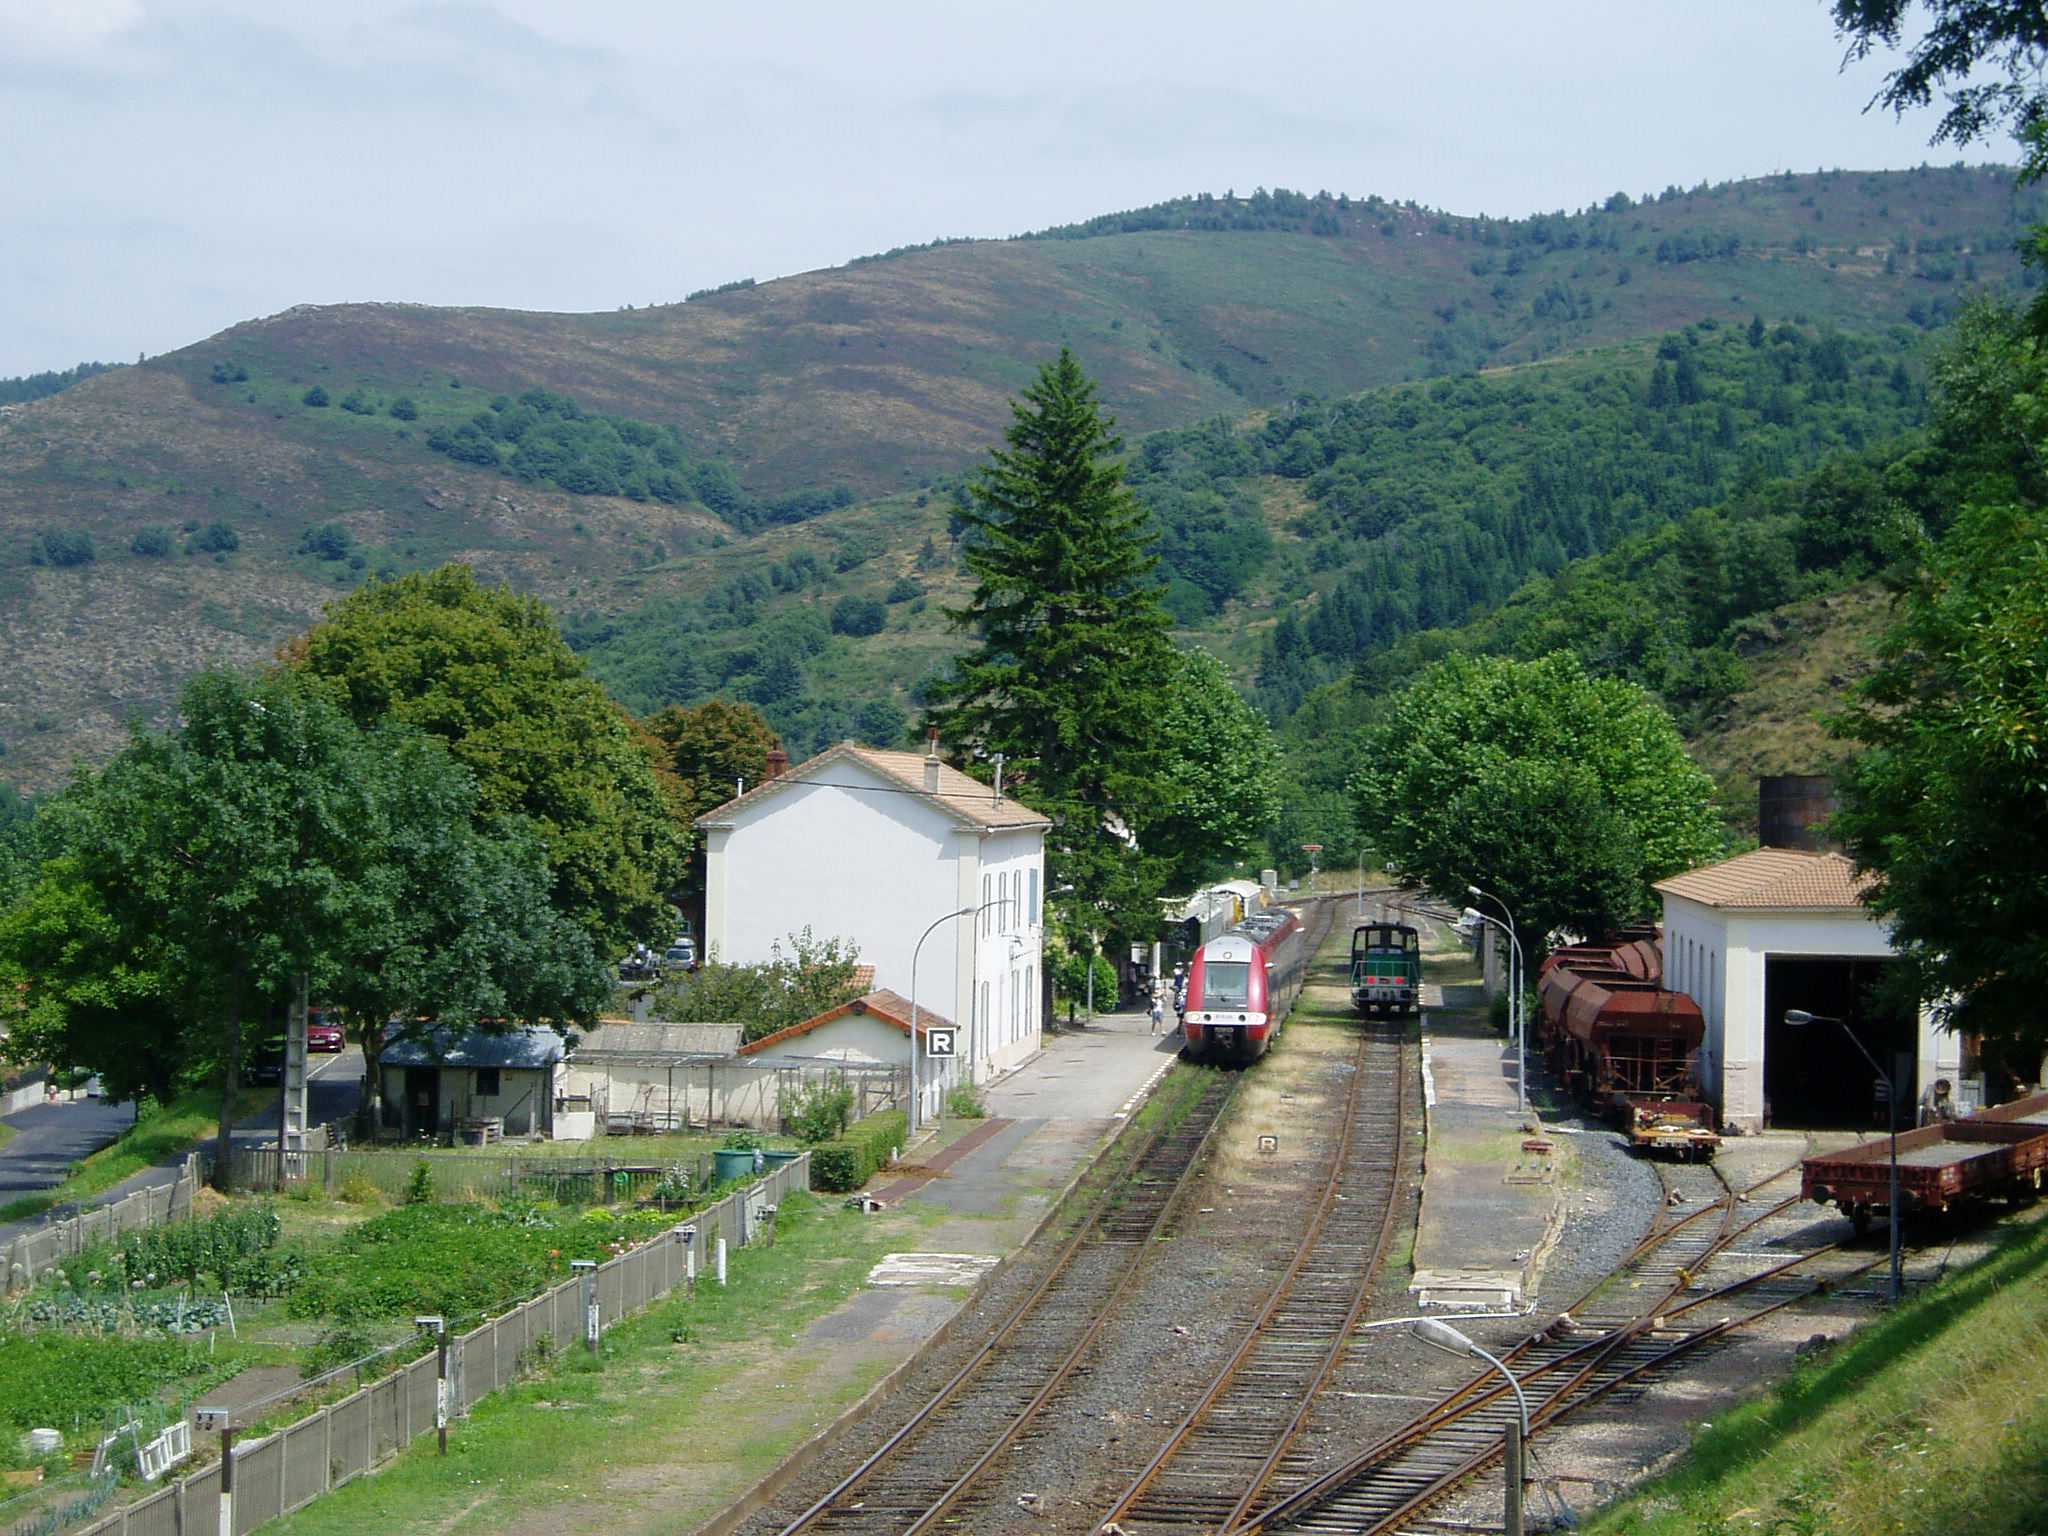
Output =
[{"x1": 0, "y1": 166, "x2": 2034, "y2": 788}]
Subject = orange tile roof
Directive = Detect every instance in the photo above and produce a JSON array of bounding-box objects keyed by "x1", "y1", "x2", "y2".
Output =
[
  {"x1": 1653, "y1": 847, "x2": 1876, "y2": 910},
  {"x1": 737, "y1": 988, "x2": 956, "y2": 1056},
  {"x1": 693, "y1": 741, "x2": 1049, "y2": 832}
]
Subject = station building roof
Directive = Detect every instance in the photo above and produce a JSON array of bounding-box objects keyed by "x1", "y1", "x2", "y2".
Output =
[{"x1": 1653, "y1": 847, "x2": 1874, "y2": 910}]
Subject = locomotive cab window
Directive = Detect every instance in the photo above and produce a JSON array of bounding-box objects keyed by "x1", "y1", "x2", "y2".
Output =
[{"x1": 1205, "y1": 962, "x2": 1251, "y2": 1008}]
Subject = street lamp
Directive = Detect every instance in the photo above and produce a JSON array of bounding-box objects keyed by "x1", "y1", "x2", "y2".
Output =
[
  {"x1": 1411, "y1": 1319, "x2": 1530, "y2": 1536},
  {"x1": 1786, "y1": 1009, "x2": 1902, "y2": 1301},
  {"x1": 908, "y1": 896, "x2": 1015, "y2": 1138},
  {"x1": 1463, "y1": 894, "x2": 1527, "y2": 1114}
]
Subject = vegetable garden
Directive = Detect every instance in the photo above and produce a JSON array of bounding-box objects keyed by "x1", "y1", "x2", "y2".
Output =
[{"x1": 0, "y1": 1156, "x2": 767, "y2": 1524}]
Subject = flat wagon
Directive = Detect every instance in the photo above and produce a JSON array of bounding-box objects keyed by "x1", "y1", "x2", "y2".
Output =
[{"x1": 1801, "y1": 1098, "x2": 2048, "y2": 1230}]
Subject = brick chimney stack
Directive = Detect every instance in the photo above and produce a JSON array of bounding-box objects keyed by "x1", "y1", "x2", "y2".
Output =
[
  {"x1": 763, "y1": 748, "x2": 788, "y2": 781},
  {"x1": 924, "y1": 731, "x2": 941, "y2": 794}
]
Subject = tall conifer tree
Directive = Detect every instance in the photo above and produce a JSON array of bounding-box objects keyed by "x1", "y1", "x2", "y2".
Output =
[{"x1": 927, "y1": 349, "x2": 1174, "y2": 937}]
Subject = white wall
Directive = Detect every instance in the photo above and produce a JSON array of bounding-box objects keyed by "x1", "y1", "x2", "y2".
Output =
[
  {"x1": 704, "y1": 757, "x2": 1046, "y2": 1085},
  {"x1": 969, "y1": 831, "x2": 1046, "y2": 1080},
  {"x1": 706, "y1": 759, "x2": 970, "y2": 1004},
  {"x1": 1661, "y1": 895, "x2": 1957, "y2": 1134}
]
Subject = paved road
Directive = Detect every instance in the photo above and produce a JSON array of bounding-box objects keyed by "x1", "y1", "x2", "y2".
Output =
[
  {"x1": 0, "y1": 1094, "x2": 137, "y2": 1204},
  {"x1": 0, "y1": 1045, "x2": 366, "y2": 1249}
]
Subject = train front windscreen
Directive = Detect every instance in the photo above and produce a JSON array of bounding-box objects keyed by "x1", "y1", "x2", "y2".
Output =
[{"x1": 1203, "y1": 962, "x2": 1251, "y2": 1008}]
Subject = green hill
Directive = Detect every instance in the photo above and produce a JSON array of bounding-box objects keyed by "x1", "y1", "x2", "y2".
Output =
[{"x1": 0, "y1": 166, "x2": 2036, "y2": 786}]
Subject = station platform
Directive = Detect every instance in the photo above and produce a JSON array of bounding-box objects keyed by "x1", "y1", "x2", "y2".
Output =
[{"x1": 1410, "y1": 979, "x2": 1561, "y2": 1309}]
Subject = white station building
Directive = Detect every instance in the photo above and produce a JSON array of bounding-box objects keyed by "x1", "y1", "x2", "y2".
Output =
[{"x1": 696, "y1": 741, "x2": 1051, "y2": 1107}]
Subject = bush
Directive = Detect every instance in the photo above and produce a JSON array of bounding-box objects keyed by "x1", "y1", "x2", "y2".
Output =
[
  {"x1": 884, "y1": 576, "x2": 924, "y2": 604},
  {"x1": 303, "y1": 1325, "x2": 380, "y2": 1378},
  {"x1": 403, "y1": 1159, "x2": 434, "y2": 1204},
  {"x1": 130, "y1": 525, "x2": 174, "y2": 557},
  {"x1": 188, "y1": 520, "x2": 239, "y2": 555},
  {"x1": 830, "y1": 595, "x2": 887, "y2": 637},
  {"x1": 785, "y1": 1074, "x2": 854, "y2": 1145},
  {"x1": 29, "y1": 529, "x2": 94, "y2": 568},
  {"x1": 302, "y1": 385, "x2": 330, "y2": 407},
  {"x1": 808, "y1": 1109, "x2": 908, "y2": 1194},
  {"x1": 946, "y1": 1084, "x2": 987, "y2": 1119},
  {"x1": 337, "y1": 1172, "x2": 380, "y2": 1205},
  {"x1": 298, "y1": 521, "x2": 354, "y2": 560},
  {"x1": 389, "y1": 397, "x2": 418, "y2": 421},
  {"x1": 338, "y1": 388, "x2": 377, "y2": 415}
]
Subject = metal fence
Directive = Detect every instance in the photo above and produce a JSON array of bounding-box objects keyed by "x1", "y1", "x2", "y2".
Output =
[
  {"x1": 2, "y1": 1159, "x2": 202, "y2": 1294},
  {"x1": 59, "y1": 1154, "x2": 809, "y2": 1536}
]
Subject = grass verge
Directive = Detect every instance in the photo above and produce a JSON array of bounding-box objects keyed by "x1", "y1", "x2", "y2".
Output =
[
  {"x1": 267, "y1": 1190, "x2": 943, "y2": 1536},
  {"x1": 0, "y1": 1085, "x2": 276, "y2": 1224},
  {"x1": 1585, "y1": 1211, "x2": 2048, "y2": 1536}
]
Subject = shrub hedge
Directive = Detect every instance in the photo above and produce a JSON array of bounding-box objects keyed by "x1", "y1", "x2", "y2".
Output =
[{"x1": 808, "y1": 1109, "x2": 907, "y2": 1193}]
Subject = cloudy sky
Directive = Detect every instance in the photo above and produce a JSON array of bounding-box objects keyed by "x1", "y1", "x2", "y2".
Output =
[{"x1": 0, "y1": 0, "x2": 1993, "y2": 376}]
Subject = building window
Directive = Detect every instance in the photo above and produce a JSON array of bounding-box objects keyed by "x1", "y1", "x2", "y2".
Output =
[
  {"x1": 1030, "y1": 867, "x2": 1040, "y2": 925},
  {"x1": 474, "y1": 1068, "x2": 501, "y2": 1098}
]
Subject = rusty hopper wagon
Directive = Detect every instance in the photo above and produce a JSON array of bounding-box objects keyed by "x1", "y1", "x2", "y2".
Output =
[
  {"x1": 1802, "y1": 1091, "x2": 2048, "y2": 1230},
  {"x1": 1537, "y1": 935, "x2": 1719, "y2": 1159}
]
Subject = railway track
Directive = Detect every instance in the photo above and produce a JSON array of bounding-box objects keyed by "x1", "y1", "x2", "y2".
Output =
[
  {"x1": 772, "y1": 1068, "x2": 1238, "y2": 1536},
  {"x1": 1234, "y1": 1162, "x2": 1875, "y2": 1536},
  {"x1": 1087, "y1": 1013, "x2": 1414, "y2": 1535}
]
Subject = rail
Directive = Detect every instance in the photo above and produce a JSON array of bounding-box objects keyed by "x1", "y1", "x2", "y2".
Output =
[
  {"x1": 1233, "y1": 1162, "x2": 1876, "y2": 1536},
  {"x1": 1091, "y1": 1012, "x2": 1414, "y2": 1534},
  {"x1": 771, "y1": 1070, "x2": 1237, "y2": 1536}
]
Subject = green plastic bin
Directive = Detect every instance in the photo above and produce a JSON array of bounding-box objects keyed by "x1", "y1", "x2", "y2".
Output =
[{"x1": 712, "y1": 1148, "x2": 757, "y2": 1184}]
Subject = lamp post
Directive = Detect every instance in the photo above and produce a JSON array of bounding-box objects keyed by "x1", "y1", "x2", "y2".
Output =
[
  {"x1": 1786, "y1": 1009, "x2": 1902, "y2": 1301},
  {"x1": 1462, "y1": 895, "x2": 1527, "y2": 1114},
  {"x1": 908, "y1": 896, "x2": 1015, "y2": 1138},
  {"x1": 1410, "y1": 1319, "x2": 1529, "y2": 1536}
]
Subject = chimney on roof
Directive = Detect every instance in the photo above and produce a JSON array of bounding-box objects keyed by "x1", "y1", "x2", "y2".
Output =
[
  {"x1": 1759, "y1": 775, "x2": 1836, "y2": 850},
  {"x1": 924, "y1": 731, "x2": 941, "y2": 794},
  {"x1": 763, "y1": 748, "x2": 788, "y2": 782}
]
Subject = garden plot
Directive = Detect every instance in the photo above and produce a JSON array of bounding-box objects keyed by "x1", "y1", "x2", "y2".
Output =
[{"x1": 0, "y1": 1168, "x2": 747, "y2": 1530}]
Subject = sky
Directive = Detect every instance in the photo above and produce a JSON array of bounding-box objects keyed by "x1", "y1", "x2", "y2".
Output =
[{"x1": 0, "y1": 0, "x2": 1997, "y2": 376}]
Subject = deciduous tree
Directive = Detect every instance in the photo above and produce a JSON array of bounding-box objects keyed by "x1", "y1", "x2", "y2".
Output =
[
  {"x1": 1831, "y1": 299, "x2": 2048, "y2": 1061},
  {"x1": 1145, "y1": 650, "x2": 1285, "y2": 893},
  {"x1": 292, "y1": 564, "x2": 684, "y2": 951},
  {"x1": 1350, "y1": 652, "x2": 1723, "y2": 947}
]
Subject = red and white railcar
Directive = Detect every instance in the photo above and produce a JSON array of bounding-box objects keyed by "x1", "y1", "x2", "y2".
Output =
[{"x1": 1181, "y1": 910, "x2": 1308, "y2": 1065}]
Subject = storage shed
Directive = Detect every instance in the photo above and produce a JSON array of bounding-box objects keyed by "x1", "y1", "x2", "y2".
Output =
[
  {"x1": 741, "y1": 988, "x2": 957, "y2": 1103},
  {"x1": 378, "y1": 1025, "x2": 567, "y2": 1141},
  {"x1": 556, "y1": 1021, "x2": 745, "y2": 1138}
]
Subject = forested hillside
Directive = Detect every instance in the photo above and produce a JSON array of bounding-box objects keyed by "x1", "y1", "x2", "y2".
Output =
[
  {"x1": 0, "y1": 166, "x2": 2033, "y2": 785},
  {"x1": 556, "y1": 318, "x2": 1930, "y2": 769}
]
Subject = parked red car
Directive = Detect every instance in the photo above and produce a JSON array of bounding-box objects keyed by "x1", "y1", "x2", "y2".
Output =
[{"x1": 308, "y1": 1010, "x2": 346, "y2": 1052}]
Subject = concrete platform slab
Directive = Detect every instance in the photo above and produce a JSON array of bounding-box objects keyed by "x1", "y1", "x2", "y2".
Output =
[{"x1": 1411, "y1": 959, "x2": 1564, "y2": 1312}]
